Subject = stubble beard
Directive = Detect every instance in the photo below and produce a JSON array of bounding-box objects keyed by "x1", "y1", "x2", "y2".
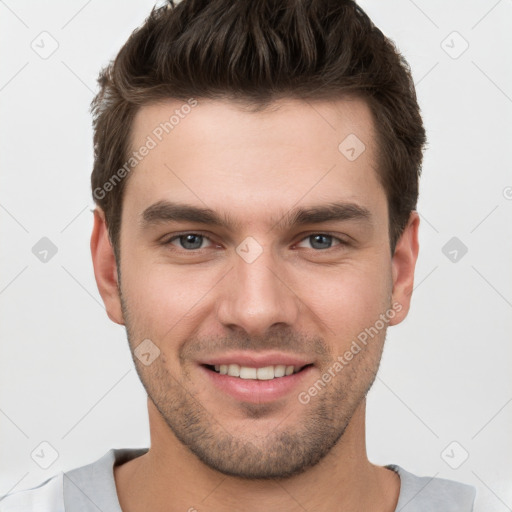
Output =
[{"x1": 120, "y1": 292, "x2": 384, "y2": 479}]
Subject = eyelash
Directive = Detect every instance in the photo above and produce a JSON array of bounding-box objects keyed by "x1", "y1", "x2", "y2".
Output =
[{"x1": 161, "y1": 231, "x2": 350, "y2": 252}]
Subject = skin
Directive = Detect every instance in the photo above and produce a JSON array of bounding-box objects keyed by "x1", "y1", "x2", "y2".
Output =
[{"x1": 91, "y1": 96, "x2": 419, "y2": 512}]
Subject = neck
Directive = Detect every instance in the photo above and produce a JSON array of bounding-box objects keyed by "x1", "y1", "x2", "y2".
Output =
[{"x1": 114, "y1": 398, "x2": 400, "y2": 512}]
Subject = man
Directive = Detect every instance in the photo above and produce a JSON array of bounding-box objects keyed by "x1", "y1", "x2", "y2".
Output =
[{"x1": 1, "y1": 0, "x2": 476, "y2": 510}]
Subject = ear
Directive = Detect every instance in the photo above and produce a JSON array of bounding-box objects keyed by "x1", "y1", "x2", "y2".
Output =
[
  {"x1": 388, "y1": 211, "x2": 420, "y2": 326},
  {"x1": 90, "y1": 208, "x2": 125, "y2": 325}
]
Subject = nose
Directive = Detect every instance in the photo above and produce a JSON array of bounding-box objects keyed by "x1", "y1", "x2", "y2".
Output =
[{"x1": 216, "y1": 241, "x2": 301, "y2": 337}]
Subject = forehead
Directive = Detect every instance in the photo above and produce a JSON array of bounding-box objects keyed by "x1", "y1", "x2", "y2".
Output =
[{"x1": 123, "y1": 96, "x2": 386, "y2": 231}]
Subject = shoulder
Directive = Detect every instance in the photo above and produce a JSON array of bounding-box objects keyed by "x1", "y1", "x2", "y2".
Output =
[
  {"x1": 0, "y1": 447, "x2": 148, "y2": 512},
  {"x1": 388, "y1": 464, "x2": 476, "y2": 511},
  {"x1": 0, "y1": 472, "x2": 64, "y2": 512}
]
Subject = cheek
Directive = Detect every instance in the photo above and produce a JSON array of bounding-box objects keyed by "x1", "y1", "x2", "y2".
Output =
[
  {"x1": 120, "y1": 236, "x2": 393, "y2": 346},
  {"x1": 120, "y1": 255, "x2": 217, "y2": 337},
  {"x1": 303, "y1": 262, "x2": 391, "y2": 340}
]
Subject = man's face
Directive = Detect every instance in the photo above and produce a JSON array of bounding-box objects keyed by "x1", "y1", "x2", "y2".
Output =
[{"x1": 115, "y1": 97, "x2": 401, "y2": 478}]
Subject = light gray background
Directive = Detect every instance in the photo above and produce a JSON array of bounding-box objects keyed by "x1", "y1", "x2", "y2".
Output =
[{"x1": 1, "y1": 1, "x2": 511, "y2": 510}]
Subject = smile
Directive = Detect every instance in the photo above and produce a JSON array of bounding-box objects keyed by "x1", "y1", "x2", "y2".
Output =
[{"x1": 206, "y1": 363, "x2": 312, "y2": 380}]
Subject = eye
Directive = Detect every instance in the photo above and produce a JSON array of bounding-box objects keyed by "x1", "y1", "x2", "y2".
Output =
[
  {"x1": 296, "y1": 234, "x2": 346, "y2": 250},
  {"x1": 165, "y1": 233, "x2": 214, "y2": 250},
  {"x1": 161, "y1": 232, "x2": 348, "y2": 253}
]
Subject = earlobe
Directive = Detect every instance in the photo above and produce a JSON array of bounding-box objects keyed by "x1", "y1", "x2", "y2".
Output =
[
  {"x1": 90, "y1": 208, "x2": 125, "y2": 325},
  {"x1": 388, "y1": 211, "x2": 420, "y2": 326}
]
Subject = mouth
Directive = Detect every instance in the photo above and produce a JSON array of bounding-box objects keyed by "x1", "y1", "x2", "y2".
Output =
[{"x1": 198, "y1": 355, "x2": 316, "y2": 403}]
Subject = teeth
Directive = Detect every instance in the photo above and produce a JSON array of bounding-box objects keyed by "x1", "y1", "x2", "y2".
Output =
[
  {"x1": 256, "y1": 366, "x2": 274, "y2": 380},
  {"x1": 239, "y1": 366, "x2": 257, "y2": 379},
  {"x1": 227, "y1": 364, "x2": 240, "y2": 377},
  {"x1": 212, "y1": 363, "x2": 304, "y2": 380},
  {"x1": 274, "y1": 365, "x2": 286, "y2": 377}
]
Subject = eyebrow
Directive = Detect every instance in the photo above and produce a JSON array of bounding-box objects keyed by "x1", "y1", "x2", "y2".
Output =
[{"x1": 140, "y1": 200, "x2": 372, "y2": 232}]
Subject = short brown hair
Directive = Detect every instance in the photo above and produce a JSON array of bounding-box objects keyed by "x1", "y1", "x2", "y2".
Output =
[{"x1": 91, "y1": 0, "x2": 426, "y2": 259}]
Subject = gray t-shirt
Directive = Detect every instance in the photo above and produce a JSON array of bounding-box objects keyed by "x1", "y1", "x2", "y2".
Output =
[{"x1": 0, "y1": 447, "x2": 476, "y2": 511}]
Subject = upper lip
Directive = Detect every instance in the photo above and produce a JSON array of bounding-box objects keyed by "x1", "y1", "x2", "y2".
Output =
[{"x1": 199, "y1": 351, "x2": 314, "y2": 368}]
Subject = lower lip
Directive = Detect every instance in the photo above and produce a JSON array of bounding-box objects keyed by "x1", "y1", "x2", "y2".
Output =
[{"x1": 199, "y1": 365, "x2": 314, "y2": 403}]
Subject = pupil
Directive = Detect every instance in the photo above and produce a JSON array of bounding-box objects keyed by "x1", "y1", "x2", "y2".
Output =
[
  {"x1": 181, "y1": 234, "x2": 202, "y2": 249},
  {"x1": 311, "y1": 234, "x2": 331, "y2": 250}
]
